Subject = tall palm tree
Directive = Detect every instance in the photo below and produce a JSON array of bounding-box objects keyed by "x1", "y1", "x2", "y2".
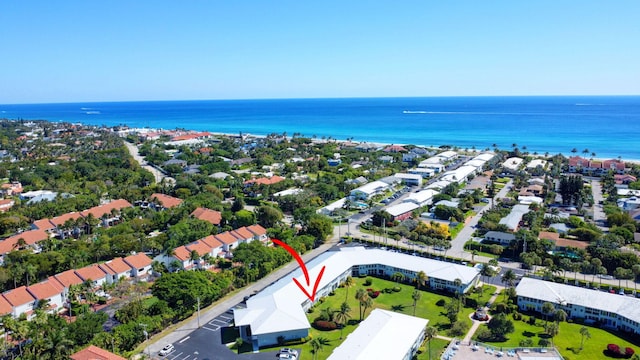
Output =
[
  {"x1": 310, "y1": 337, "x2": 330, "y2": 360},
  {"x1": 355, "y1": 288, "x2": 367, "y2": 321},
  {"x1": 501, "y1": 269, "x2": 517, "y2": 289},
  {"x1": 425, "y1": 326, "x2": 438, "y2": 360},
  {"x1": 334, "y1": 302, "x2": 352, "y2": 339},
  {"x1": 362, "y1": 296, "x2": 373, "y2": 319},
  {"x1": 415, "y1": 271, "x2": 428, "y2": 290},
  {"x1": 579, "y1": 326, "x2": 591, "y2": 351},
  {"x1": 412, "y1": 290, "x2": 421, "y2": 316},
  {"x1": 343, "y1": 276, "x2": 355, "y2": 302},
  {"x1": 391, "y1": 271, "x2": 405, "y2": 284}
]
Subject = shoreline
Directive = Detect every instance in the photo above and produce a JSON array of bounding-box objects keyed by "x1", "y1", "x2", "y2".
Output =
[{"x1": 140, "y1": 128, "x2": 640, "y2": 165}]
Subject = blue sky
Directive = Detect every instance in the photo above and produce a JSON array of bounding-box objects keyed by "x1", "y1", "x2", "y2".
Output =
[{"x1": 1, "y1": 1, "x2": 639, "y2": 103}]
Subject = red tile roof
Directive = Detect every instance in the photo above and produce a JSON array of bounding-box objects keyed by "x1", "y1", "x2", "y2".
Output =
[
  {"x1": 27, "y1": 278, "x2": 64, "y2": 300},
  {"x1": 99, "y1": 257, "x2": 131, "y2": 275},
  {"x1": 50, "y1": 212, "x2": 83, "y2": 227},
  {"x1": 0, "y1": 296, "x2": 12, "y2": 316},
  {"x1": 186, "y1": 240, "x2": 212, "y2": 257},
  {"x1": 151, "y1": 193, "x2": 183, "y2": 208},
  {"x1": 191, "y1": 207, "x2": 222, "y2": 225},
  {"x1": 0, "y1": 229, "x2": 49, "y2": 254},
  {"x1": 215, "y1": 231, "x2": 240, "y2": 245},
  {"x1": 244, "y1": 176, "x2": 285, "y2": 186},
  {"x1": 70, "y1": 345, "x2": 127, "y2": 360},
  {"x1": 538, "y1": 231, "x2": 561, "y2": 242},
  {"x1": 383, "y1": 145, "x2": 408, "y2": 153},
  {"x1": 553, "y1": 238, "x2": 589, "y2": 250},
  {"x1": 201, "y1": 235, "x2": 223, "y2": 249},
  {"x1": 2, "y1": 286, "x2": 35, "y2": 306},
  {"x1": 54, "y1": 269, "x2": 84, "y2": 288},
  {"x1": 247, "y1": 224, "x2": 267, "y2": 237},
  {"x1": 233, "y1": 227, "x2": 254, "y2": 240},
  {"x1": 74, "y1": 264, "x2": 107, "y2": 282},
  {"x1": 172, "y1": 246, "x2": 191, "y2": 261},
  {"x1": 123, "y1": 253, "x2": 152, "y2": 269},
  {"x1": 81, "y1": 199, "x2": 132, "y2": 218},
  {"x1": 33, "y1": 218, "x2": 55, "y2": 231}
]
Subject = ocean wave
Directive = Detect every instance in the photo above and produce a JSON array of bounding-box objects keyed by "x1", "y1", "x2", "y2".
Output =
[{"x1": 85, "y1": 111, "x2": 101, "y2": 115}]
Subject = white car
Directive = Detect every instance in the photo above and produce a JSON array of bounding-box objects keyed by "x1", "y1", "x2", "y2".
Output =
[
  {"x1": 159, "y1": 344, "x2": 175, "y2": 356},
  {"x1": 279, "y1": 348, "x2": 299, "y2": 356},
  {"x1": 278, "y1": 354, "x2": 297, "y2": 360}
]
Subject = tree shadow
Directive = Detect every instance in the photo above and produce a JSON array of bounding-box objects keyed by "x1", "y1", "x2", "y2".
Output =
[
  {"x1": 522, "y1": 331, "x2": 536, "y2": 338},
  {"x1": 391, "y1": 304, "x2": 406, "y2": 312}
]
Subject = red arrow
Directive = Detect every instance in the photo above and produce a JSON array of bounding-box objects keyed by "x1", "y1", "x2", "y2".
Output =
[{"x1": 272, "y1": 239, "x2": 325, "y2": 302}]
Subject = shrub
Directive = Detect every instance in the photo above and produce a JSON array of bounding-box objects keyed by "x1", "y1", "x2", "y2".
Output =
[
  {"x1": 608, "y1": 344, "x2": 620, "y2": 354},
  {"x1": 313, "y1": 320, "x2": 337, "y2": 331},
  {"x1": 393, "y1": 286, "x2": 401, "y2": 292},
  {"x1": 512, "y1": 312, "x2": 522, "y2": 321},
  {"x1": 625, "y1": 347, "x2": 635, "y2": 358},
  {"x1": 528, "y1": 316, "x2": 536, "y2": 325},
  {"x1": 364, "y1": 278, "x2": 372, "y2": 286},
  {"x1": 520, "y1": 339, "x2": 534, "y2": 347},
  {"x1": 449, "y1": 321, "x2": 469, "y2": 336},
  {"x1": 436, "y1": 299, "x2": 446, "y2": 306}
]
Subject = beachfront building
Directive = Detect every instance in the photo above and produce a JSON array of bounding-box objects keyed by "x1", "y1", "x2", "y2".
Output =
[
  {"x1": 440, "y1": 165, "x2": 477, "y2": 184},
  {"x1": 234, "y1": 247, "x2": 479, "y2": 350},
  {"x1": 516, "y1": 277, "x2": 640, "y2": 335},
  {"x1": 526, "y1": 158, "x2": 548, "y2": 170},
  {"x1": 327, "y1": 309, "x2": 428, "y2": 360},
  {"x1": 568, "y1": 156, "x2": 626, "y2": 175},
  {"x1": 502, "y1": 157, "x2": 524, "y2": 173}
]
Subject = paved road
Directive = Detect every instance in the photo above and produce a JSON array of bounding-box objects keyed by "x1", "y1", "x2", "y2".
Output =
[
  {"x1": 590, "y1": 179, "x2": 608, "y2": 230},
  {"x1": 124, "y1": 141, "x2": 175, "y2": 184}
]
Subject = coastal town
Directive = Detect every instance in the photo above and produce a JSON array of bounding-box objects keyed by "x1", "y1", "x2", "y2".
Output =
[{"x1": 0, "y1": 119, "x2": 640, "y2": 360}]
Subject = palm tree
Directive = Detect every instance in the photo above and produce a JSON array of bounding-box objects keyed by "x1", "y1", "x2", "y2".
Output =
[
  {"x1": 362, "y1": 296, "x2": 373, "y2": 318},
  {"x1": 501, "y1": 269, "x2": 517, "y2": 290},
  {"x1": 334, "y1": 302, "x2": 352, "y2": 339},
  {"x1": 310, "y1": 337, "x2": 330, "y2": 360},
  {"x1": 343, "y1": 276, "x2": 355, "y2": 302},
  {"x1": 632, "y1": 264, "x2": 640, "y2": 292},
  {"x1": 579, "y1": 326, "x2": 591, "y2": 351},
  {"x1": 355, "y1": 288, "x2": 366, "y2": 321},
  {"x1": 391, "y1": 271, "x2": 405, "y2": 284},
  {"x1": 471, "y1": 250, "x2": 478, "y2": 263},
  {"x1": 542, "y1": 302, "x2": 555, "y2": 323},
  {"x1": 415, "y1": 271, "x2": 428, "y2": 290},
  {"x1": 425, "y1": 326, "x2": 438, "y2": 360},
  {"x1": 411, "y1": 290, "x2": 421, "y2": 316}
]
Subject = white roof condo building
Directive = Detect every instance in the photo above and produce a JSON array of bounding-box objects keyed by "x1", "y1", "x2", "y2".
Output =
[
  {"x1": 327, "y1": 309, "x2": 428, "y2": 360},
  {"x1": 502, "y1": 157, "x2": 524, "y2": 172},
  {"x1": 317, "y1": 198, "x2": 346, "y2": 215},
  {"x1": 350, "y1": 180, "x2": 390, "y2": 200},
  {"x1": 385, "y1": 202, "x2": 419, "y2": 220},
  {"x1": 516, "y1": 277, "x2": 640, "y2": 335},
  {"x1": 473, "y1": 152, "x2": 496, "y2": 162},
  {"x1": 441, "y1": 165, "x2": 477, "y2": 184},
  {"x1": 234, "y1": 248, "x2": 480, "y2": 350},
  {"x1": 404, "y1": 189, "x2": 439, "y2": 207},
  {"x1": 526, "y1": 159, "x2": 548, "y2": 169}
]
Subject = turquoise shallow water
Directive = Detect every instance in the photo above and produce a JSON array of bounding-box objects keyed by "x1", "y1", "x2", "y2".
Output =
[{"x1": 1, "y1": 96, "x2": 639, "y2": 160}]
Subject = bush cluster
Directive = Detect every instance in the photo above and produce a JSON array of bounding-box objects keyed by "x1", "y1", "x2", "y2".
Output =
[
  {"x1": 313, "y1": 320, "x2": 338, "y2": 331},
  {"x1": 366, "y1": 288, "x2": 381, "y2": 298},
  {"x1": 606, "y1": 344, "x2": 635, "y2": 358}
]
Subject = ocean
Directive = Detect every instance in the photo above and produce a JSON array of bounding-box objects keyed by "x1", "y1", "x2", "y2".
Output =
[{"x1": 1, "y1": 96, "x2": 639, "y2": 160}]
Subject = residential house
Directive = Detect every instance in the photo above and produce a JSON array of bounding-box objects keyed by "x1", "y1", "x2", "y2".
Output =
[
  {"x1": 0, "y1": 229, "x2": 49, "y2": 263},
  {"x1": 0, "y1": 182, "x2": 23, "y2": 196},
  {"x1": 502, "y1": 157, "x2": 524, "y2": 173},
  {"x1": 201, "y1": 235, "x2": 224, "y2": 258},
  {"x1": 244, "y1": 176, "x2": 285, "y2": 186},
  {"x1": 247, "y1": 224, "x2": 269, "y2": 244},
  {"x1": 26, "y1": 277, "x2": 65, "y2": 313},
  {"x1": 215, "y1": 231, "x2": 241, "y2": 253},
  {"x1": 123, "y1": 253, "x2": 153, "y2": 277},
  {"x1": 2, "y1": 286, "x2": 36, "y2": 318},
  {"x1": 615, "y1": 174, "x2": 637, "y2": 185},
  {"x1": 75, "y1": 264, "x2": 108, "y2": 288},
  {"x1": 499, "y1": 204, "x2": 530, "y2": 231},
  {"x1": 539, "y1": 231, "x2": 588, "y2": 252},
  {"x1": 165, "y1": 246, "x2": 193, "y2": 271},
  {"x1": 232, "y1": 226, "x2": 255, "y2": 244},
  {"x1": 150, "y1": 193, "x2": 183, "y2": 209},
  {"x1": 383, "y1": 145, "x2": 407, "y2": 153},
  {"x1": 0, "y1": 296, "x2": 12, "y2": 317},
  {"x1": 70, "y1": 345, "x2": 127, "y2": 360},
  {"x1": 403, "y1": 189, "x2": 438, "y2": 207},
  {"x1": 191, "y1": 207, "x2": 222, "y2": 226},
  {"x1": 394, "y1": 173, "x2": 423, "y2": 186},
  {"x1": 378, "y1": 155, "x2": 394, "y2": 163},
  {"x1": 350, "y1": 180, "x2": 389, "y2": 200},
  {"x1": 81, "y1": 199, "x2": 132, "y2": 227},
  {"x1": 0, "y1": 199, "x2": 15, "y2": 212},
  {"x1": 385, "y1": 202, "x2": 419, "y2": 222},
  {"x1": 484, "y1": 231, "x2": 516, "y2": 245},
  {"x1": 99, "y1": 257, "x2": 133, "y2": 284},
  {"x1": 54, "y1": 269, "x2": 84, "y2": 289}
]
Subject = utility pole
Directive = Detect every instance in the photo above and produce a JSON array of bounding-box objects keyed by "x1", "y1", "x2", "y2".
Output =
[
  {"x1": 139, "y1": 323, "x2": 150, "y2": 358},
  {"x1": 197, "y1": 297, "x2": 201, "y2": 328}
]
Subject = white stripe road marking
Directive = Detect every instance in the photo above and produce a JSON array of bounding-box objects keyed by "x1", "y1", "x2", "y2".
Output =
[
  {"x1": 202, "y1": 325, "x2": 218, "y2": 332},
  {"x1": 179, "y1": 336, "x2": 190, "y2": 343},
  {"x1": 168, "y1": 352, "x2": 184, "y2": 360}
]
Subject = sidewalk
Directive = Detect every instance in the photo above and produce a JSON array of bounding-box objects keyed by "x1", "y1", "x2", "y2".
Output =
[{"x1": 462, "y1": 285, "x2": 503, "y2": 344}]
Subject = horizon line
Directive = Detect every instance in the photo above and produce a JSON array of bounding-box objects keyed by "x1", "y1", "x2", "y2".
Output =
[{"x1": 3, "y1": 94, "x2": 640, "y2": 106}]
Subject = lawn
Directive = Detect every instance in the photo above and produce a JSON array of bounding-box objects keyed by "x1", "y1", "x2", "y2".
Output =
[
  {"x1": 258, "y1": 276, "x2": 495, "y2": 359},
  {"x1": 473, "y1": 313, "x2": 640, "y2": 360}
]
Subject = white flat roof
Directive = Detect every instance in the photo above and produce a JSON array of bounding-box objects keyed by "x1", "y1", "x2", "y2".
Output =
[
  {"x1": 385, "y1": 202, "x2": 419, "y2": 216},
  {"x1": 404, "y1": 189, "x2": 439, "y2": 205},
  {"x1": 503, "y1": 157, "x2": 524, "y2": 171},
  {"x1": 473, "y1": 153, "x2": 496, "y2": 162},
  {"x1": 526, "y1": 159, "x2": 547, "y2": 169},
  {"x1": 327, "y1": 309, "x2": 428, "y2": 360},
  {"x1": 236, "y1": 248, "x2": 479, "y2": 336},
  {"x1": 516, "y1": 277, "x2": 640, "y2": 326},
  {"x1": 352, "y1": 180, "x2": 389, "y2": 195}
]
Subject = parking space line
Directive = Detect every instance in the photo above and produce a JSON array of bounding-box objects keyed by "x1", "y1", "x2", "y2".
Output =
[
  {"x1": 179, "y1": 336, "x2": 190, "y2": 343},
  {"x1": 202, "y1": 325, "x2": 219, "y2": 332},
  {"x1": 168, "y1": 351, "x2": 184, "y2": 360}
]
